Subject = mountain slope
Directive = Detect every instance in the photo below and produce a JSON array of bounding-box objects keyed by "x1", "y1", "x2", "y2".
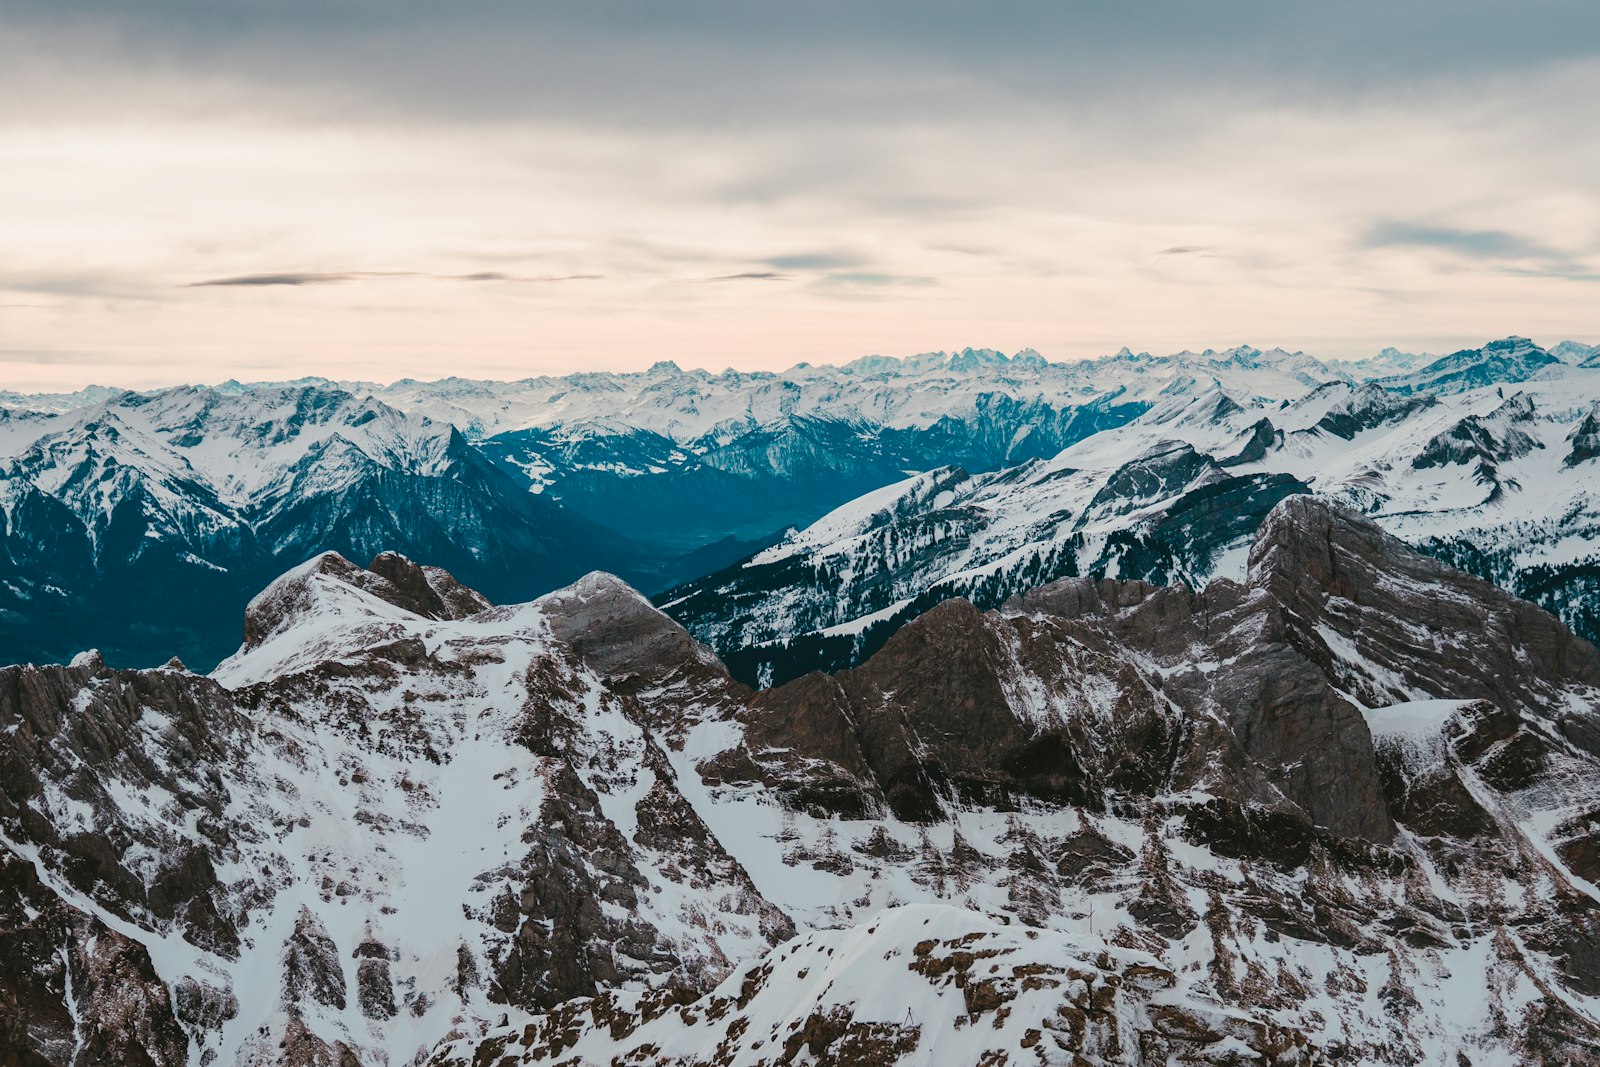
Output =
[
  {"x1": 663, "y1": 354, "x2": 1600, "y2": 685},
  {"x1": 431, "y1": 904, "x2": 1312, "y2": 1067},
  {"x1": 5, "y1": 498, "x2": 1600, "y2": 1063}
]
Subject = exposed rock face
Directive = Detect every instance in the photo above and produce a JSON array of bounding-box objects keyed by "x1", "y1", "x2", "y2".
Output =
[
  {"x1": 364, "y1": 550, "x2": 490, "y2": 620},
  {"x1": 0, "y1": 851, "x2": 189, "y2": 1067},
  {"x1": 5, "y1": 497, "x2": 1600, "y2": 1065},
  {"x1": 538, "y1": 571, "x2": 726, "y2": 693},
  {"x1": 1011, "y1": 573, "x2": 1392, "y2": 846},
  {"x1": 1254, "y1": 495, "x2": 1600, "y2": 710},
  {"x1": 242, "y1": 549, "x2": 486, "y2": 650},
  {"x1": 1411, "y1": 392, "x2": 1542, "y2": 497},
  {"x1": 1567, "y1": 400, "x2": 1600, "y2": 467},
  {"x1": 1220, "y1": 416, "x2": 1278, "y2": 464},
  {"x1": 821, "y1": 598, "x2": 1184, "y2": 823},
  {"x1": 1083, "y1": 441, "x2": 1220, "y2": 516},
  {"x1": 284, "y1": 908, "x2": 347, "y2": 1012},
  {"x1": 725, "y1": 498, "x2": 1507, "y2": 848},
  {"x1": 1315, "y1": 382, "x2": 1436, "y2": 439}
]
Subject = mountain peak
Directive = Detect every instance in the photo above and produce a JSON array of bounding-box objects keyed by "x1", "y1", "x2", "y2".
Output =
[
  {"x1": 1551, "y1": 339, "x2": 1600, "y2": 365},
  {"x1": 239, "y1": 550, "x2": 488, "y2": 653},
  {"x1": 1249, "y1": 494, "x2": 1600, "y2": 703},
  {"x1": 239, "y1": 551, "x2": 371, "y2": 649},
  {"x1": 947, "y1": 346, "x2": 1009, "y2": 370},
  {"x1": 538, "y1": 571, "x2": 725, "y2": 685},
  {"x1": 1381, "y1": 336, "x2": 1557, "y2": 395},
  {"x1": 1566, "y1": 400, "x2": 1600, "y2": 467},
  {"x1": 366, "y1": 550, "x2": 491, "y2": 620}
]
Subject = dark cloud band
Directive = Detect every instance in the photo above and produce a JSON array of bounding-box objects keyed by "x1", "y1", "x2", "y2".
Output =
[
  {"x1": 186, "y1": 271, "x2": 601, "y2": 288},
  {"x1": 706, "y1": 272, "x2": 790, "y2": 282}
]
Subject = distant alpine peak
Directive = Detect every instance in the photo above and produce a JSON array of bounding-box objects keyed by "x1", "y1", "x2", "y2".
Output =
[
  {"x1": 1377, "y1": 335, "x2": 1560, "y2": 396},
  {"x1": 1550, "y1": 338, "x2": 1600, "y2": 365},
  {"x1": 0, "y1": 335, "x2": 1579, "y2": 417}
]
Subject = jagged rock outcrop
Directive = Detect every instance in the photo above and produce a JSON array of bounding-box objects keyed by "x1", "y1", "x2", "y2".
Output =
[
  {"x1": 364, "y1": 550, "x2": 490, "y2": 620},
  {"x1": 242, "y1": 549, "x2": 486, "y2": 650},
  {"x1": 1315, "y1": 382, "x2": 1436, "y2": 439},
  {"x1": 1567, "y1": 400, "x2": 1600, "y2": 467},
  {"x1": 1254, "y1": 495, "x2": 1600, "y2": 709},
  {"x1": 1220, "y1": 416, "x2": 1278, "y2": 464},
  {"x1": 1411, "y1": 392, "x2": 1542, "y2": 496}
]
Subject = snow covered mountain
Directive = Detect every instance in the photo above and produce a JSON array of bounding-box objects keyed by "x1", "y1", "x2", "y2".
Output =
[
  {"x1": 0, "y1": 385, "x2": 646, "y2": 670},
  {"x1": 663, "y1": 341, "x2": 1600, "y2": 687},
  {"x1": 1377, "y1": 335, "x2": 1561, "y2": 395},
  {"x1": 393, "y1": 345, "x2": 1349, "y2": 546},
  {"x1": 3, "y1": 336, "x2": 1595, "y2": 677},
  {"x1": 1550, "y1": 340, "x2": 1600, "y2": 365},
  {"x1": 0, "y1": 342, "x2": 1356, "y2": 670},
  {"x1": 4, "y1": 344, "x2": 1351, "y2": 550},
  {"x1": 363, "y1": 344, "x2": 1343, "y2": 443},
  {"x1": 5, "y1": 498, "x2": 1600, "y2": 1064}
]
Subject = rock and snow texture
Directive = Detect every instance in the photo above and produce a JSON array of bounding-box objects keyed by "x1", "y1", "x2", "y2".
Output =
[
  {"x1": 4, "y1": 498, "x2": 1600, "y2": 1064},
  {"x1": 432, "y1": 904, "x2": 1310, "y2": 1067},
  {"x1": 2, "y1": 554, "x2": 791, "y2": 1066}
]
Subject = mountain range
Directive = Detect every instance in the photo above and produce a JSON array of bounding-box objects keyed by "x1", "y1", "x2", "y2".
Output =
[
  {"x1": 0, "y1": 386, "x2": 650, "y2": 670},
  {"x1": 5, "y1": 336, "x2": 1596, "y2": 675},
  {"x1": 660, "y1": 337, "x2": 1600, "y2": 685}
]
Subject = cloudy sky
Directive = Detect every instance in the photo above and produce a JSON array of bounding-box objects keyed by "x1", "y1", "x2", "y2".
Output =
[{"x1": 3, "y1": 2, "x2": 1598, "y2": 390}]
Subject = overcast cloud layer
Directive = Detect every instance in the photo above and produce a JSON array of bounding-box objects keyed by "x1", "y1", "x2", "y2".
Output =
[{"x1": 2, "y1": 1, "x2": 1598, "y2": 389}]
